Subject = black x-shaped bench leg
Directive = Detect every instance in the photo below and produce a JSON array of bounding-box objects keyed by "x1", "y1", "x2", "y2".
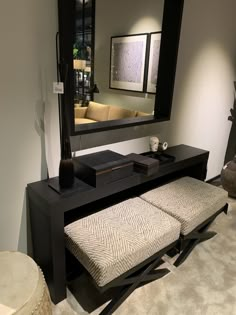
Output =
[
  {"x1": 174, "y1": 204, "x2": 228, "y2": 267},
  {"x1": 174, "y1": 231, "x2": 217, "y2": 267},
  {"x1": 99, "y1": 256, "x2": 169, "y2": 315}
]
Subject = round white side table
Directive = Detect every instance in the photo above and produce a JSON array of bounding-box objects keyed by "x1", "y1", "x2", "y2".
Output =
[{"x1": 0, "y1": 251, "x2": 52, "y2": 315}]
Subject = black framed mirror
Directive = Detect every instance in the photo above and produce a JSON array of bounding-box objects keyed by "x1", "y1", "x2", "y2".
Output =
[{"x1": 58, "y1": 0, "x2": 184, "y2": 136}]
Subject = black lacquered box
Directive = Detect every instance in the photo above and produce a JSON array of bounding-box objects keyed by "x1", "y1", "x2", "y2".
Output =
[
  {"x1": 73, "y1": 150, "x2": 133, "y2": 187},
  {"x1": 126, "y1": 153, "x2": 159, "y2": 176}
]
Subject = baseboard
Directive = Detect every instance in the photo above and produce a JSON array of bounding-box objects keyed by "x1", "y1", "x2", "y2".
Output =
[{"x1": 206, "y1": 175, "x2": 221, "y2": 183}]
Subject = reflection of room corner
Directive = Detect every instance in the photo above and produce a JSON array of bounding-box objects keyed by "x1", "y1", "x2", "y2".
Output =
[{"x1": 34, "y1": 100, "x2": 49, "y2": 180}]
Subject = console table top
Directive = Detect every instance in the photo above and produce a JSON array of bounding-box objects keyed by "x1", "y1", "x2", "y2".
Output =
[{"x1": 27, "y1": 144, "x2": 209, "y2": 214}]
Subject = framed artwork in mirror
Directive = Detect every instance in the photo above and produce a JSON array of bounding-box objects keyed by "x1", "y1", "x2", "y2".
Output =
[
  {"x1": 109, "y1": 34, "x2": 148, "y2": 92},
  {"x1": 146, "y1": 32, "x2": 162, "y2": 94}
]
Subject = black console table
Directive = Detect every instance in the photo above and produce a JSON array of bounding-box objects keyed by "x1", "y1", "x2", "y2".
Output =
[{"x1": 27, "y1": 144, "x2": 209, "y2": 304}]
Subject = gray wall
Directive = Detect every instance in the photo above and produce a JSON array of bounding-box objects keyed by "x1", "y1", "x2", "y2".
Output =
[{"x1": 0, "y1": 0, "x2": 59, "y2": 252}]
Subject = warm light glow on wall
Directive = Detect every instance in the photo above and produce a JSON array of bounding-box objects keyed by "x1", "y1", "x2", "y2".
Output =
[
  {"x1": 178, "y1": 41, "x2": 233, "y2": 121},
  {"x1": 130, "y1": 17, "x2": 161, "y2": 34},
  {"x1": 189, "y1": 42, "x2": 231, "y2": 89},
  {"x1": 169, "y1": 38, "x2": 234, "y2": 180}
]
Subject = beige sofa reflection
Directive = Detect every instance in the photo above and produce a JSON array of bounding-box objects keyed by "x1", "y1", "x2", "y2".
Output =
[{"x1": 74, "y1": 101, "x2": 150, "y2": 125}]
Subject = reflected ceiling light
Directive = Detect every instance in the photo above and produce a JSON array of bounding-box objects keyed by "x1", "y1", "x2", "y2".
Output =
[
  {"x1": 73, "y1": 59, "x2": 86, "y2": 70},
  {"x1": 84, "y1": 66, "x2": 91, "y2": 73}
]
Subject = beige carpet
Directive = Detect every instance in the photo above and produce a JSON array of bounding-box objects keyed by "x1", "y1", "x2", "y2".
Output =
[{"x1": 52, "y1": 196, "x2": 236, "y2": 315}]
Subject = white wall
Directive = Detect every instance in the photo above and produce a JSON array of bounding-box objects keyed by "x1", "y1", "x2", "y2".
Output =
[
  {"x1": 166, "y1": 0, "x2": 236, "y2": 179},
  {"x1": 0, "y1": 0, "x2": 60, "y2": 253},
  {"x1": 0, "y1": 0, "x2": 236, "y2": 253}
]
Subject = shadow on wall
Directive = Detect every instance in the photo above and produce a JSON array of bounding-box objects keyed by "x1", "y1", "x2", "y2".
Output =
[
  {"x1": 17, "y1": 99, "x2": 49, "y2": 255},
  {"x1": 17, "y1": 190, "x2": 33, "y2": 255},
  {"x1": 34, "y1": 99, "x2": 49, "y2": 179}
]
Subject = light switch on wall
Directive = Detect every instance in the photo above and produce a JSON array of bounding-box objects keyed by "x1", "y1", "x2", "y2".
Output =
[{"x1": 53, "y1": 82, "x2": 64, "y2": 94}]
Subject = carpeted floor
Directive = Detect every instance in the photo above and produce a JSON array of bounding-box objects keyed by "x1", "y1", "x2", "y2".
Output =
[{"x1": 52, "y1": 191, "x2": 236, "y2": 315}]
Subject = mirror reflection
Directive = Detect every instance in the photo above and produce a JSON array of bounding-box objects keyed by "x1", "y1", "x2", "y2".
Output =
[{"x1": 73, "y1": 0, "x2": 164, "y2": 129}]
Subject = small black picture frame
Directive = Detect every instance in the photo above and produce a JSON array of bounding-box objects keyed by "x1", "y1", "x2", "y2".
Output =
[{"x1": 146, "y1": 32, "x2": 162, "y2": 94}]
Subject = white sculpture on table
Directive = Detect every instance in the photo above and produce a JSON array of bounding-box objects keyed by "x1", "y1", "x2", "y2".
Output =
[
  {"x1": 149, "y1": 137, "x2": 159, "y2": 152},
  {"x1": 149, "y1": 136, "x2": 168, "y2": 152}
]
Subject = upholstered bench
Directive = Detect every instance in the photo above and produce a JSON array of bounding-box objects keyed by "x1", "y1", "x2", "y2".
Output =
[
  {"x1": 139, "y1": 176, "x2": 228, "y2": 267},
  {"x1": 65, "y1": 197, "x2": 181, "y2": 315}
]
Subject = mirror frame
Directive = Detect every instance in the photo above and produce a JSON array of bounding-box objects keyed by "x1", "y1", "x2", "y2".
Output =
[{"x1": 58, "y1": 0, "x2": 184, "y2": 136}]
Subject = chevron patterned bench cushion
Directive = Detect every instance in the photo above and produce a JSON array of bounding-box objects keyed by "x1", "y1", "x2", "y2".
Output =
[
  {"x1": 64, "y1": 197, "x2": 181, "y2": 287},
  {"x1": 139, "y1": 176, "x2": 228, "y2": 235}
]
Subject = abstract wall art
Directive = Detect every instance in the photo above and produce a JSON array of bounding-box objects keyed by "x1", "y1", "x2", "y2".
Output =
[{"x1": 109, "y1": 34, "x2": 148, "y2": 92}]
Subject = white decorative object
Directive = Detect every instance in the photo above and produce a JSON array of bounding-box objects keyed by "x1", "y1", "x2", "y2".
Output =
[
  {"x1": 149, "y1": 136, "x2": 159, "y2": 152},
  {"x1": 158, "y1": 141, "x2": 168, "y2": 151}
]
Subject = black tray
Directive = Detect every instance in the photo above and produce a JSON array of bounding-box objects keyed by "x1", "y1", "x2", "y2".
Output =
[{"x1": 141, "y1": 152, "x2": 175, "y2": 165}]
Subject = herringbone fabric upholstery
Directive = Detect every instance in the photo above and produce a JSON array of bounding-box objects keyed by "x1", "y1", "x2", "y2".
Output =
[
  {"x1": 65, "y1": 197, "x2": 181, "y2": 287},
  {"x1": 139, "y1": 177, "x2": 228, "y2": 235}
]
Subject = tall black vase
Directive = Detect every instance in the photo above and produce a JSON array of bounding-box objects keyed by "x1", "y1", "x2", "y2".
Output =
[
  {"x1": 224, "y1": 82, "x2": 236, "y2": 164},
  {"x1": 58, "y1": 64, "x2": 74, "y2": 189},
  {"x1": 59, "y1": 128, "x2": 74, "y2": 188},
  {"x1": 224, "y1": 122, "x2": 236, "y2": 164},
  {"x1": 221, "y1": 155, "x2": 236, "y2": 198},
  {"x1": 59, "y1": 158, "x2": 74, "y2": 188}
]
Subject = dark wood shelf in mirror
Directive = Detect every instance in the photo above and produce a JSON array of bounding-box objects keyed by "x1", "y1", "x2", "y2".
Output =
[{"x1": 58, "y1": 0, "x2": 184, "y2": 135}]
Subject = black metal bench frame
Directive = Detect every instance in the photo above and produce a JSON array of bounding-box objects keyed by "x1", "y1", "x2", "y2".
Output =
[
  {"x1": 67, "y1": 240, "x2": 177, "y2": 315},
  {"x1": 172, "y1": 203, "x2": 228, "y2": 267}
]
